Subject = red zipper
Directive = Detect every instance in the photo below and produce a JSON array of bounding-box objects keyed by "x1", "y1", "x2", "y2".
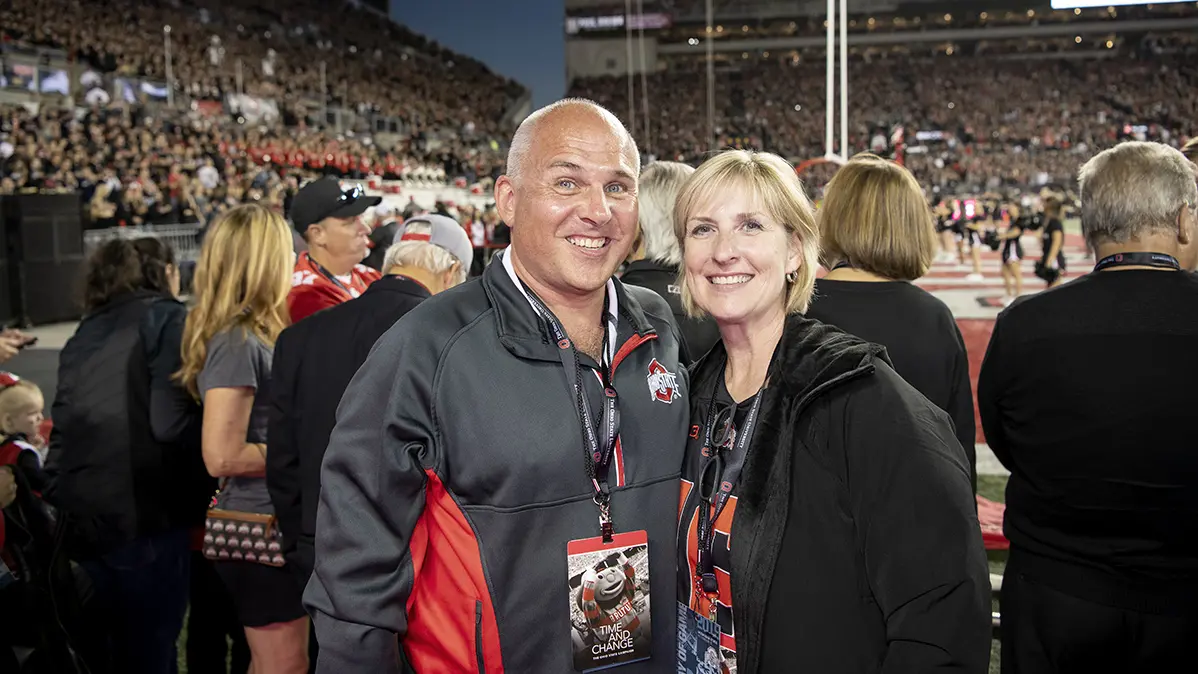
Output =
[{"x1": 611, "y1": 333, "x2": 658, "y2": 375}]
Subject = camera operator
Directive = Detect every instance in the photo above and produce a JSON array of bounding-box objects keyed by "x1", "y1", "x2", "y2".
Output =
[{"x1": 980, "y1": 141, "x2": 1198, "y2": 671}]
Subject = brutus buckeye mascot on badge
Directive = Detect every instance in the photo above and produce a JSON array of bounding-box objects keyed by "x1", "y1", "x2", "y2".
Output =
[{"x1": 571, "y1": 550, "x2": 650, "y2": 651}]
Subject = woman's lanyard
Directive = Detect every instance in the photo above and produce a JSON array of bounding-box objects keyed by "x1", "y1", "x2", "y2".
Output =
[
  {"x1": 1092, "y1": 252, "x2": 1180, "y2": 273},
  {"x1": 519, "y1": 281, "x2": 621, "y2": 542},
  {"x1": 830, "y1": 260, "x2": 853, "y2": 272},
  {"x1": 694, "y1": 379, "x2": 764, "y2": 618}
]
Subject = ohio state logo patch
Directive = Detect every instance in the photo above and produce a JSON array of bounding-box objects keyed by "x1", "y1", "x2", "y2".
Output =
[{"x1": 646, "y1": 358, "x2": 680, "y2": 404}]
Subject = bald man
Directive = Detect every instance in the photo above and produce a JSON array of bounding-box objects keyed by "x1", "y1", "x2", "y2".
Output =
[{"x1": 305, "y1": 99, "x2": 688, "y2": 673}]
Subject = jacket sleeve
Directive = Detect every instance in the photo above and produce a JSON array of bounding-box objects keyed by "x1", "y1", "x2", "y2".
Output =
[
  {"x1": 846, "y1": 366, "x2": 991, "y2": 673},
  {"x1": 143, "y1": 301, "x2": 201, "y2": 444},
  {"x1": 976, "y1": 317, "x2": 1009, "y2": 468},
  {"x1": 303, "y1": 320, "x2": 435, "y2": 674},
  {"x1": 266, "y1": 326, "x2": 303, "y2": 557},
  {"x1": 946, "y1": 322, "x2": 978, "y2": 493}
]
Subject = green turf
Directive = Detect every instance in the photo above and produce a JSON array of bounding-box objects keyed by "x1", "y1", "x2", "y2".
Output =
[{"x1": 977, "y1": 474, "x2": 1008, "y2": 504}]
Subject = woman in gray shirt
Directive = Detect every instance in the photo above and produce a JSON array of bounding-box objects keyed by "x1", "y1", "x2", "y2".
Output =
[{"x1": 177, "y1": 203, "x2": 309, "y2": 673}]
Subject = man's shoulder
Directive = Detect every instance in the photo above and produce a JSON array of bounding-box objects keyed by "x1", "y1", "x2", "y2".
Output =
[
  {"x1": 620, "y1": 280, "x2": 676, "y2": 326},
  {"x1": 997, "y1": 276, "x2": 1090, "y2": 323}
]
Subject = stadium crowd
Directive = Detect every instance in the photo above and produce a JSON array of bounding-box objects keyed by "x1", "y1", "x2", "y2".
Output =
[
  {"x1": 1, "y1": 0, "x2": 525, "y2": 135},
  {"x1": 0, "y1": 101, "x2": 505, "y2": 227},
  {"x1": 571, "y1": 34, "x2": 1198, "y2": 191}
]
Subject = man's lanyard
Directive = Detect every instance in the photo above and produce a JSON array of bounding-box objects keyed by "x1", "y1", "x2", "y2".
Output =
[
  {"x1": 694, "y1": 380, "x2": 763, "y2": 617},
  {"x1": 309, "y1": 255, "x2": 355, "y2": 299},
  {"x1": 519, "y1": 281, "x2": 621, "y2": 542},
  {"x1": 1093, "y1": 252, "x2": 1180, "y2": 273}
]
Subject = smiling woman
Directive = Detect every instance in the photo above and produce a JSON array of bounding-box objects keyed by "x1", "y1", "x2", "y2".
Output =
[{"x1": 672, "y1": 150, "x2": 990, "y2": 673}]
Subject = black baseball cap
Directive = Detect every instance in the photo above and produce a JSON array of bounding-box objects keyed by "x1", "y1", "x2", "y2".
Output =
[{"x1": 289, "y1": 178, "x2": 381, "y2": 234}]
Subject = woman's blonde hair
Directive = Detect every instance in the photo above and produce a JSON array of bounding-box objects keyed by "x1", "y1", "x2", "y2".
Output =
[
  {"x1": 818, "y1": 153, "x2": 936, "y2": 281},
  {"x1": 673, "y1": 150, "x2": 820, "y2": 316},
  {"x1": 176, "y1": 203, "x2": 292, "y2": 398}
]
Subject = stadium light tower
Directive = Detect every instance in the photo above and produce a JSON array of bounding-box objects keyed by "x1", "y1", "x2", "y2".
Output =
[{"x1": 825, "y1": 0, "x2": 848, "y2": 162}]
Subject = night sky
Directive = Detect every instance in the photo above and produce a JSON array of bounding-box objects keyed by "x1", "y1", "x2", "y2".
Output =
[{"x1": 390, "y1": 0, "x2": 567, "y2": 108}]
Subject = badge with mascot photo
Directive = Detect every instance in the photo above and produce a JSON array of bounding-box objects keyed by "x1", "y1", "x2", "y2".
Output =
[{"x1": 567, "y1": 530, "x2": 652, "y2": 671}]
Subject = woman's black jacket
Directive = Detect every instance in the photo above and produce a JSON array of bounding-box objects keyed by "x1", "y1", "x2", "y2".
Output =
[{"x1": 690, "y1": 315, "x2": 990, "y2": 673}]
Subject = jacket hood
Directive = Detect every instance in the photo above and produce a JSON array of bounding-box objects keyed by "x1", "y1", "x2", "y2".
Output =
[{"x1": 691, "y1": 313, "x2": 889, "y2": 404}]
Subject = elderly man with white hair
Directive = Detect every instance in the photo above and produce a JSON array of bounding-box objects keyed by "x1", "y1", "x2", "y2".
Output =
[
  {"x1": 979, "y1": 141, "x2": 1198, "y2": 673},
  {"x1": 621, "y1": 161, "x2": 720, "y2": 362}
]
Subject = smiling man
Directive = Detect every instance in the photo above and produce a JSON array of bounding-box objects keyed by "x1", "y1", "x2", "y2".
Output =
[{"x1": 304, "y1": 99, "x2": 689, "y2": 673}]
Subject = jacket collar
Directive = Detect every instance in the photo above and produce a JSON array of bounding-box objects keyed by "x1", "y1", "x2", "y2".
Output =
[
  {"x1": 483, "y1": 249, "x2": 658, "y2": 364},
  {"x1": 690, "y1": 313, "x2": 889, "y2": 406},
  {"x1": 363, "y1": 273, "x2": 433, "y2": 300}
]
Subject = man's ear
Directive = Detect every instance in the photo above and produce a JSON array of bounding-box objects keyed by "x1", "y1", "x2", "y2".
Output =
[
  {"x1": 305, "y1": 223, "x2": 324, "y2": 248},
  {"x1": 443, "y1": 261, "x2": 463, "y2": 290},
  {"x1": 494, "y1": 176, "x2": 517, "y2": 228}
]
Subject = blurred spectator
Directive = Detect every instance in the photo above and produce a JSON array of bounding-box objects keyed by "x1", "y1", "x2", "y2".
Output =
[
  {"x1": 979, "y1": 141, "x2": 1198, "y2": 672},
  {"x1": 362, "y1": 203, "x2": 402, "y2": 272},
  {"x1": 620, "y1": 160, "x2": 720, "y2": 362},
  {"x1": 806, "y1": 153, "x2": 976, "y2": 489},
  {"x1": 176, "y1": 204, "x2": 308, "y2": 674},
  {"x1": 286, "y1": 178, "x2": 381, "y2": 322},
  {"x1": 45, "y1": 237, "x2": 207, "y2": 674}
]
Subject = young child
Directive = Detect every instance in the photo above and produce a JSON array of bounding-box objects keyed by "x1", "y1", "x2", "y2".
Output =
[{"x1": 0, "y1": 372, "x2": 48, "y2": 491}]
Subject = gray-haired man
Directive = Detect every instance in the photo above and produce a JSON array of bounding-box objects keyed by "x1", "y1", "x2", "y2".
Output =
[{"x1": 979, "y1": 141, "x2": 1198, "y2": 672}]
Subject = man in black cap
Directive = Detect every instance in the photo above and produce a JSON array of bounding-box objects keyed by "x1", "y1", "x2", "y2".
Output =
[{"x1": 288, "y1": 177, "x2": 383, "y2": 323}]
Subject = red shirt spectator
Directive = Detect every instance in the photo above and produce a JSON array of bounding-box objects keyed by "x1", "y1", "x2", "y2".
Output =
[
  {"x1": 290, "y1": 252, "x2": 381, "y2": 322},
  {"x1": 287, "y1": 178, "x2": 382, "y2": 323}
]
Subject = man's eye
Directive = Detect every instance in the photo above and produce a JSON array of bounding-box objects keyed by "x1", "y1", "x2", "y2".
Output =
[
  {"x1": 605, "y1": 183, "x2": 626, "y2": 193},
  {"x1": 557, "y1": 179, "x2": 576, "y2": 190}
]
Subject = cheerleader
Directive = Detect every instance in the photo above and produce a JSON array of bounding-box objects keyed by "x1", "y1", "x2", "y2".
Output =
[
  {"x1": 1034, "y1": 197, "x2": 1067, "y2": 288},
  {"x1": 997, "y1": 204, "x2": 1026, "y2": 306},
  {"x1": 953, "y1": 202, "x2": 984, "y2": 282}
]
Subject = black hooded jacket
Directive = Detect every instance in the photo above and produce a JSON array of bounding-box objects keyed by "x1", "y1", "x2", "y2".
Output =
[{"x1": 687, "y1": 315, "x2": 990, "y2": 673}]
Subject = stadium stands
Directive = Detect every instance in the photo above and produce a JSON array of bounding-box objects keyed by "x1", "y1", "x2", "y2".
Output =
[{"x1": 569, "y1": 31, "x2": 1198, "y2": 192}]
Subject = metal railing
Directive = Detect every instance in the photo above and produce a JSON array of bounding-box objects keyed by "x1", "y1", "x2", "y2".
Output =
[{"x1": 83, "y1": 223, "x2": 204, "y2": 262}]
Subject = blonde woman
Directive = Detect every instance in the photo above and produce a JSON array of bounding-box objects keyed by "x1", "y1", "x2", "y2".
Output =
[
  {"x1": 177, "y1": 203, "x2": 308, "y2": 674},
  {"x1": 806, "y1": 153, "x2": 977, "y2": 489},
  {"x1": 673, "y1": 150, "x2": 989, "y2": 673}
]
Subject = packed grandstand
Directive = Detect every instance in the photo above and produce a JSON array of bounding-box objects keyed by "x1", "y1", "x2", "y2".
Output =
[
  {"x1": 0, "y1": 0, "x2": 1195, "y2": 227},
  {"x1": 2, "y1": 2, "x2": 1197, "y2": 674}
]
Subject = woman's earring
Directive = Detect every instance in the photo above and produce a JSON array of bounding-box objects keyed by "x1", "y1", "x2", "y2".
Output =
[{"x1": 786, "y1": 270, "x2": 798, "y2": 284}]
